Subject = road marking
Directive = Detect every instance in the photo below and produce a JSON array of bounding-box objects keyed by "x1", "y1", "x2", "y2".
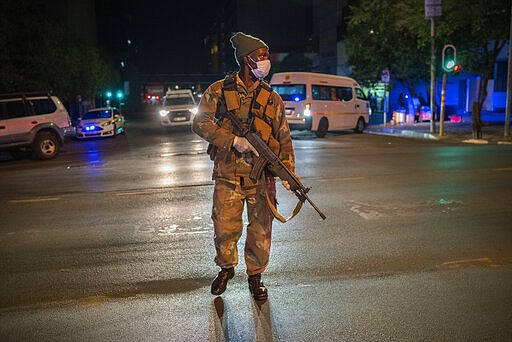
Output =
[
  {"x1": 115, "y1": 183, "x2": 214, "y2": 196},
  {"x1": 77, "y1": 295, "x2": 110, "y2": 307},
  {"x1": 8, "y1": 197, "x2": 61, "y2": 203},
  {"x1": 492, "y1": 167, "x2": 512, "y2": 172},
  {"x1": 316, "y1": 176, "x2": 366, "y2": 182},
  {"x1": 116, "y1": 190, "x2": 159, "y2": 196},
  {"x1": 439, "y1": 257, "x2": 505, "y2": 269}
]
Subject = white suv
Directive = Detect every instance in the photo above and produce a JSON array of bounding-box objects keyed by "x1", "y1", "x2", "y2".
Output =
[
  {"x1": 159, "y1": 89, "x2": 198, "y2": 127},
  {"x1": 0, "y1": 92, "x2": 73, "y2": 159}
]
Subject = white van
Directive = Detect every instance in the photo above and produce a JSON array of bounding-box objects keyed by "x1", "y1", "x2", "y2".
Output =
[
  {"x1": 159, "y1": 89, "x2": 197, "y2": 127},
  {"x1": 270, "y1": 72, "x2": 370, "y2": 137}
]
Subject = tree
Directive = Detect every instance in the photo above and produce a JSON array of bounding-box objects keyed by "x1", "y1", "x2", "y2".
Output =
[
  {"x1": 0, "y1": 1, "x2": 118, "y2": 106},
  {"x1": 345, "y1": 0, "x2": 430, "y2": 95},
  {"x1": 345, "y1": 0, "x2": 510, "y2": 137}
]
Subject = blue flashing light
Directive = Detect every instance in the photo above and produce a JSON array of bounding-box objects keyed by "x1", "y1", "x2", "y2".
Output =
[{"x1": 294, "y1": 97, "x2": 300, "y2": 102}]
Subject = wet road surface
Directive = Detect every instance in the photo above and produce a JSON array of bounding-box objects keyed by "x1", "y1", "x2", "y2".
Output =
[{"x1": 1, "y1": 119, "x2": 511, "y2": 341}]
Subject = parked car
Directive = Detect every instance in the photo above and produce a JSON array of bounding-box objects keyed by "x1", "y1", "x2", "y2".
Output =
[
  {"x1": 0, "y1": 91, "x2": 73, "y2": 159},
  {"x1": 75, "y1": 107, "x2": 125, "y2": 139},
  {"x1": 159, "y1": 89, "x2": 198, "y2": 127}
]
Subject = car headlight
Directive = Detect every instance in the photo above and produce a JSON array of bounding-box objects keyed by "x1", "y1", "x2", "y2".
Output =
[
  {"x1": 160, "y1": 110, "x2": 170, "y2": 117},
  {"x1": 101, "y1": 122, "x2": 111, "y2": 127},
  {"x1": 189, "y1": 107, "x2": 198, "y2": 115}
]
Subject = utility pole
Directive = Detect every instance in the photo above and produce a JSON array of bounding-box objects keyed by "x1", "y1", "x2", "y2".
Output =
[
  {"x1": 505, "y1": 2, "x2": 512, "y2": 138},
  {"x1": 430, "y1": 18, "x2": 436, "y2": 134},
  {"x1": 440, "y1": 72, "x2": 446, "y2": 136},
  {"x1": 381, "y1": 68, "x2": 390, "y2": 125},
  {"x1": 425, "y1": 0, "x2": 441, "y2": 134}
]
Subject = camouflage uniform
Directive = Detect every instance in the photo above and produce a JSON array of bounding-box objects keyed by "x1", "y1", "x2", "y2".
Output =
[{"x1": 192, "y1": 72, "x2": 294, "y2": 276}]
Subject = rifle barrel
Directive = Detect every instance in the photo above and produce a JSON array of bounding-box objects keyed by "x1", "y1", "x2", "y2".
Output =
[{"x1": 303, "y1": 191, "x2": 327, "y2": 220}]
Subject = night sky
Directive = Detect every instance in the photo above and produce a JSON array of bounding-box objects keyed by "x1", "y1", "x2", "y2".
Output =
[{"x1": 97, "y1": 1, "x2": 220, "y2": 74}]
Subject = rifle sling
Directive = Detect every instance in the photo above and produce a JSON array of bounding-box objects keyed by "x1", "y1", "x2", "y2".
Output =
[{"x1": 261, "y1": 174, "x2": 304, "y2": 223}]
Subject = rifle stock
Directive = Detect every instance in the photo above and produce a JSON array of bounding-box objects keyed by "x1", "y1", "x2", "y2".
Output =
[{"x1": 225, "y1": 110, "x2": 326, "y2": 220}]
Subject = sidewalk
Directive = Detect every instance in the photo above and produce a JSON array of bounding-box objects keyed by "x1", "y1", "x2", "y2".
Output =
[{"x1": 366, "y1": 113, "x2": 512, "y2": 145}]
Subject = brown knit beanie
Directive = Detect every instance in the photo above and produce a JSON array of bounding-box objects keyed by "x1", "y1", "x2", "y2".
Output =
[{"x1": 230, "y1": 32, "x2": 268, "y2": 65}]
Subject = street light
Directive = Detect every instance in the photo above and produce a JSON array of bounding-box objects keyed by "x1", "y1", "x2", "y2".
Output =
[
  {"x1": 116, "y1": 91, "x2": 124, "y2": 112},
  {"x1": 105, "y1": 91, "x2": 112, "y2": 107}
]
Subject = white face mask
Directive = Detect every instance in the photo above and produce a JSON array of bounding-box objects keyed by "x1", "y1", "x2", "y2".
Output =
[{"x1": 248, "y1": 56, "x2": 271, "y2": 79}]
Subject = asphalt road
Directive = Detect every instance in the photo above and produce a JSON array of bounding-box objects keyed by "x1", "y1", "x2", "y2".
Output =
[{"x1": 1, "y1": 119, "x2": 511, "y2": 341}]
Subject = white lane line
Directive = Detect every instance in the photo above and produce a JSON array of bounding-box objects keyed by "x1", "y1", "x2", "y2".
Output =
[
  {"x1": 8, "y1": 197, "x2": 61, "y2": 203},
  {"x1": 116, "y1": 191, "x2": 158, "y2": 196},
  {"x1": 315, "y1": 176, "x2": 366, "y2": 182}
]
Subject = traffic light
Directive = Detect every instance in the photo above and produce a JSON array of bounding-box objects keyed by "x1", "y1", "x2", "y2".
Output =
[
  {"x1": 445, "y1": 59, "x2": 455, "y2": 72},
  {"x1": 453, "y1": 64, "x2": 462, "y2": 75},
  {"x1": 442, "y1": 44, "x2": 456, "y2": 73},
  {"x1": 106, "y1": 91, "x2": 112, "y2": 98}
]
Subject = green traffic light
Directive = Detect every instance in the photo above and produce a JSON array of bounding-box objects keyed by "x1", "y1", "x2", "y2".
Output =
[
  {"x1": 442, "y1": 44, "x2": 457, "y2": 72},
  {"x1": 106, "y1": 91, "x2": 112, "y2": 98},
  {"x1": 116, "y1": 91, "x2": 123, "y2": 99}
]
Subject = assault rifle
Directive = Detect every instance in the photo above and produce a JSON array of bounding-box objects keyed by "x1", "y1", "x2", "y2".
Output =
[{"x1": 224, "y1": 110, "x2": 326, "y2": 221}]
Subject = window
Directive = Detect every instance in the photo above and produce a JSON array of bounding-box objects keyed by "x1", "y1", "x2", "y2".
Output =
[
  {"x1": 82, "y1": 109, "x2": 112, "y2": 120},
  {"x1": 495, "y1": 61, "x2": 507, "y2": 92},
  {"x1": 355, "y1": 88, "x2": 367, "y2": 101},
  {"x1": 337, "y1": 87, "x2": 353, "y2": 102},
  {"x1": 272, "y1": 84, "x2": 306, "y2": 102},
  {"x1": 30, "y1": 98, "x2": 57, "y2": 115},
  {"x1": 0, "y1": 103, "x2": 7, "y2": 120},
  {"x1": 312, "y1": 85, "x2": 353, "y2": 102},
  {"x1": 312, "y1": 85, "x2": 331, "y2": 100},
  {"x1": 164, "y1": 96, "x2": 195, "y2": 106},
  {"x1": 5, "y1": 101, "x2": 27, "y2": 119}
]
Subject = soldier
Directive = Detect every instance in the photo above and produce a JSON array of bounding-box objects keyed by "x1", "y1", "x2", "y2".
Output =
[{"x1": 192, "y1": 32, "x2": 295, "y2": 301}]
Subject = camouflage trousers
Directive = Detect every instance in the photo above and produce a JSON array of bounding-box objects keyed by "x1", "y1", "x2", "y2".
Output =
[{"x1": 212, "y1": 176, "x2": 276, "y2": 276}]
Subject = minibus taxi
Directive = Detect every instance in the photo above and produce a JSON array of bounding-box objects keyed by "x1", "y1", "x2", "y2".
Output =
[{"x1": 270, "y1": 72, "x2": 370, "y2": 137}]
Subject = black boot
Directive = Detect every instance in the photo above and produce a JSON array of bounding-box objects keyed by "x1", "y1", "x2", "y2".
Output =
[
  {"x1": 248, "y1": 273, "x2": 268, "y2": 301},
  {"x1": 211, "y1": 268, "x2": 235, "y2": 295}
]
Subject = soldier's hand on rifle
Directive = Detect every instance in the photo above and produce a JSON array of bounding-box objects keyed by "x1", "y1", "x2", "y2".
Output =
[
  {"x1": 233, "y1": 136, "x2": 259, "y2": 156},
  {"x1": 281, "y1": 179, "x2": 294, "y2": 194}
]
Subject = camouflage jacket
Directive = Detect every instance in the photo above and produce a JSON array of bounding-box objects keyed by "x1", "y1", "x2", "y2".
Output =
[{"x1": 192, "y1": 72, "x2": 295, "y2": 181}]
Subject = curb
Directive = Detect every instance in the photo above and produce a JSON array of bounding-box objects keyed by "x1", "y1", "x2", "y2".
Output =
[
  {"x1": 365, "y1": 127, "x2": 438, "y2": 141},
  {"x1": 366, "y1": 126, "x2": 512, "y2": 145}
]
